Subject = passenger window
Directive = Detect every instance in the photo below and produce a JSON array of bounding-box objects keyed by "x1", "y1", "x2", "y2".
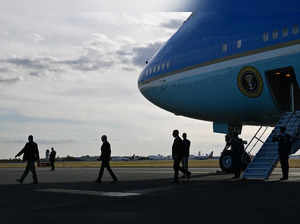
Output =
[
  {"x1": 161, "y1": 63, "x2": 165, "y2": 70},
  {"x1": 222, "y1": 44, "x2": 228, "y2": 52},
  {"x1": 166, "y1": 61, "x2": 170, "y2": 69},
  {"x1": 282, "y1": 28, "x2": 289, "y2": 37},
  {"x1": 157, "y1": 65, "x2": 160, "y2": 72},
  {"x1": 153, "y1": 66, "x2": 156, "y2": 73},
  {"x1": 293, "y1": 25, "x2": 299, "y2": 34},
  {"x1": 272, "y1": 30, "x2": 279, "y2": 40},
  {"x1": 149, "y1": 68, "x2": 152, "y2": 75},
  {"x1": 263, "y1": 32, "x2": 269, "y2": 42},
  {"x1": 237, "y1": 40, "x2": 242, "y2": 49}
]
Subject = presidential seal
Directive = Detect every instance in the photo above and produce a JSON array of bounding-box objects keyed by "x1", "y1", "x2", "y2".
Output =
[{"x1": 237, "y1": 66, "x2": 263, "y2": 98}]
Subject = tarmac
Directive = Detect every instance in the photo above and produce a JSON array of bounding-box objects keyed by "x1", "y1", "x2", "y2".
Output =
[{"x1": 1, "y1": 167, "x2": 300, "y2": 224}]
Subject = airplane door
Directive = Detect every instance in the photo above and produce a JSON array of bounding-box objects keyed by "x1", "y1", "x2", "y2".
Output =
[{"x1": 265, "y1": 67, "x2": 300, "y2": 112}]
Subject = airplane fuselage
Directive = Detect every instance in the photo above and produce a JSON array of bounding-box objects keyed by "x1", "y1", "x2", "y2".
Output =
[{"x1": 138, "y1": 1, "x2": 300, "y2": 132}]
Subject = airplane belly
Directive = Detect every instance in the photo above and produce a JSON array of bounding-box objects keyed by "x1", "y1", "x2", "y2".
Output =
[{"x1": 144, "y1": 69, "x2": 277, "y2": 124}]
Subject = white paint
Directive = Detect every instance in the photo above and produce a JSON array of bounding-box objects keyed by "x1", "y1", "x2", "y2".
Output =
[
  {"x1": 36, "y1": 188, "x2": 141, "y2": 197},
  {"x1": 141, "y1": 43, "x2": 300, "y2": 89}
]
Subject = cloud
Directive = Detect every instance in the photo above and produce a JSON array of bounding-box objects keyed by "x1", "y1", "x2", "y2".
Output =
[
  {"x1": 131, "y1": 41, "x2": 164, "y2": 67},
  {"x1": 0, "y1": 137, "x2": 76, "y2": 145},
  {"x1": 0, "y1": 108, "x2": 82, "y2": 124},
  {"x1": 0, "y1": 36, "x2": 165, "y2": 77},
  {"x1": 0, "y1": 67, "x2": 9, "y2": 73},
  {"x1": 32, "y1": 33, "x2": 44, "y2": 43},
  {"x1": 160, "y1": 19, "x2": 183, "y2": 29},
  {"x1": 0, "y1": 77, "x2": 21, "y2": 84},
  {"x1": 2, "y1": 57, "x2": 54, "y2": 70}
]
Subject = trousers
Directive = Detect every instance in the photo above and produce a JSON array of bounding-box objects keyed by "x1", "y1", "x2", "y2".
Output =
[
  {"x1": 97, "y1": 161, "x2": 118, "y2": 181},
  {"x1": 173, "y1": 157, "x2": 186, "y2": 180},
  {"x1": 182, "y1": 156, "x2": 189, "y2": 172},
  {"x1": 280, "y1": 156, "x2": 289, "y2": 179},
  {"x1": 21, "y1": 161, "x2": 38, "y2": 183},
  {"x1": 50, "y1": 160, "x2": 55, "y2": 170}
]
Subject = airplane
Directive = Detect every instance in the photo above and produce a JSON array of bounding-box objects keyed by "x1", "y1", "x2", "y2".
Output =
[
  {"x1": 137, "y1": 1, "x2": 300, "y2": 172},
  {"x1": 148, "y1": 154, "x2": 166, "y2": 160},
  {"x1": 190, "y1": 151, "x2": 214, "y2": 160}
]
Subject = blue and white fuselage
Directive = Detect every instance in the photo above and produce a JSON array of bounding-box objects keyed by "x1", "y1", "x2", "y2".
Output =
[{"x1": 138, "y1": 1, "x2": 300, "y2": 133}]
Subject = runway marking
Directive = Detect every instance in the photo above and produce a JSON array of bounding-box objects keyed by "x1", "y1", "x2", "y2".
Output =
[{"x1": 36, "y1": 189, "x2": 142, "y2": 197}]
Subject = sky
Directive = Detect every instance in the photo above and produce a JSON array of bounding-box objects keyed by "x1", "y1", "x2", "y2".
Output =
[{"x1": 0, "y1": 1, "x2": 264, "y2": 159}]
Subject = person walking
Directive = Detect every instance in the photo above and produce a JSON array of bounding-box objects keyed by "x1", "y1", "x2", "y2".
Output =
[
  {"x1": 49, "y1": 147, "x2": 56, "y2": 171},
  {"x1": 45, "y1": 149, "x2": 50, "y2": 161},
  {"x1": 15, "y1": 135, "x2": 40, "y2": 184},
  {"x1": 273, "y1": 126, "x2": 293, "y2": 180},
  {"x1": 182, "y1": 133, "x2": 191, "y2": 178},
  {"x1": 229, "y1": 133, "x2": 246, "y2": 179},
  {"x1": 172, "y1": 130, "x2": 187, "y2": 183},
  {"x1": 96, "y1": 135, "x2": 118, "y2": 183}
]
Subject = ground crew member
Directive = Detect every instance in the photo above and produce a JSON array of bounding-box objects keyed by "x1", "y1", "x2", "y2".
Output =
[
  {"x1": 172, "y1": 130, "x2": 187, "y2": 183},
  {"x1": 15, "y1": 135, "x2": 40, "y2": 184},
  {"x1": 229, "y1": 133, "x2": 246, "y2": 179},
  {"x1": 96, "y1": 135, "x2": 118, "y2": 183},
  {"x1": 273, "y1": 126, "x2": 293, "y2": 180},
  {"x1": 49, "y1": 147, "x2": 56, "y2": 171},
  {"x1": 182, "y1": 133, "x2": 191, "y2": 178}
]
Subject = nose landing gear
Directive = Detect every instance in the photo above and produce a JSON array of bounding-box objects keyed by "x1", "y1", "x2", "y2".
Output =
[{"x1": 219, "y1": 132, "x2": 251, "y2": 173}]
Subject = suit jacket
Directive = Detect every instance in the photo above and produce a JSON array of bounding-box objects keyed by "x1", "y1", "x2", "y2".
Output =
[
  {"x1": 172, "y1": 137, "x2": 184, "y2": 159},
  {"x1": 273, "y1": 133, "x2": 292, "y2": 157},
  {"x1": 16, "y1": 142, "x2": 40, "y2": 162},
  {"x1": 49, "y1": 150, "x2": 56, "y2": 162},
  {"x1": 100, "y1": 141, "x2": 111, "y2": 162},
  {"x1": 182, "y1": 139, "x2": 191, "y2": 157}
]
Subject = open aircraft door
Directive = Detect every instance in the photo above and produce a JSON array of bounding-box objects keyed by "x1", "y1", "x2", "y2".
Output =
[{"x1": 265, "y1": 66, "x2": 300, "y2": 113}]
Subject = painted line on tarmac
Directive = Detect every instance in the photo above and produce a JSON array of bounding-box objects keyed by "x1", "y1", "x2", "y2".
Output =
[
  {"x1": 36, "y1": 184, "x2": 178, "y2": 198},
  {"x1": 36, "y1": 188, "x2": 142, "y2": 197}
]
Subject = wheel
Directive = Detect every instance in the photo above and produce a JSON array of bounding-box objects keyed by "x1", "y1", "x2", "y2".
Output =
[{"x1": 219, "y1": 150, "x2": 235, "y2": 173}]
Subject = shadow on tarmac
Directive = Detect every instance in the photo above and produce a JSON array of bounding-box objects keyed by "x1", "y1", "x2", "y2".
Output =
[{"x1": 1, "y1": 171, "x2": 300, "y2": 224}]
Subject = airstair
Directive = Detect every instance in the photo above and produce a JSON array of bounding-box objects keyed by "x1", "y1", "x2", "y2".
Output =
[{"x1": 242, "y1": 111, "x2": 300, "y2": 180}]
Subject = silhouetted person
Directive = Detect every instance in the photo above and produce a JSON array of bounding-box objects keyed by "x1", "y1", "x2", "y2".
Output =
[
  {"x1": 228, "y1": 133, "x2": 246, "y2": 179},
  {"x1": 182, "y1": 133, "x2": 191, "y2": 178},
  {"x1": 96, "y1": 135, "x2": 118, "y2": 183},
  {"x1": 273, "y1": 126, "x2": 293, "y2": 180},
  {"x1": 172, "y1": 130, "x2": 187, "y2": 183},
  {"x1": 45, "y1": 149, "x2": 50, "y2": 161},
  {"x1": 15, "y1": 135, "x2": 40, "y2": 184},
  {"x1": 49, "y1": 147, "x2": 56, "y2": 171}
]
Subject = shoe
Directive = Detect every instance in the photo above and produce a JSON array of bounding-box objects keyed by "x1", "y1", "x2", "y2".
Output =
[
  {"x1": 32, "y1": 181, "x2": 38, "y2": 184},
  {"x1": 111, "y1": 180, "x2": 118, "y2": 183},
  {"x1": 280, "y1": 177, "x2": 288, "y2": 181},
  {"x1": 95, "y1": 179, "x2": 102, "y2": 183},
  {"x1": 187, "y1": 171, "x2": 191, "y2": 179},
  {"x1": 180, "y1": 175, "x2": 186, "y2": 178},
  {"x1": 232, "y1": 176, "x2": 240, "y2": 179},
  {"x1": 16, "y1": 179, "x2": 23, "y2": 184}
]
